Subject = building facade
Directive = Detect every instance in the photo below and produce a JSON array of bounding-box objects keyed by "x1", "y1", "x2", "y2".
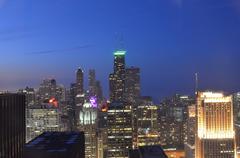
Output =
[
  {"x1": 185, "y1": 105, "x2": 196, "y2": 158},
  {"x1": 0, "y1": 94, "x2": 25, "y2": 158},
  {"x1": 79, "y1": 102, "x2": 98, "y2": 158},
  {"x1": 107, "y1": 101, "x2": 133, "y2": 158},
  {"x1": 137, "y1": 97, "x2": 160, "y2": 147},
  {"x1": 109, "y1": 50, "x2": 126, "y2": 102},
  {"x1": 195, "y1": 92, "x2": 236, "y2": 158},
  {"x1": 26, "y1": 104, "x2": 61, "y2": 142}
]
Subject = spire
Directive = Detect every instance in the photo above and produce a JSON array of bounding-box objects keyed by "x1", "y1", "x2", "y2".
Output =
[
  {"x1": 195, "y1": 72, "x2": 198, "y2": 95},
  {"x1": 114, "y1": 32, "x2": 125, "y2": 51}
]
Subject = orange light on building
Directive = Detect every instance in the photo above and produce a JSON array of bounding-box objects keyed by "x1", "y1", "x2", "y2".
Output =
[
  {"x1": 49, "y1": 97, "x2": 58, "y2": 107},
  {"x1": 165, "y1": 149, "x2": 185, "y2": 158}
]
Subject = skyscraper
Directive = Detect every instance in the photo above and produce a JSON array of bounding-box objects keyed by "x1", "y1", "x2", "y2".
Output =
[
  {"x1": 0, "y1": 94, "x2": 25, "y2": 158},
  {"x1": 109, "y1": 50, "x2": 126, "y2": 102},
  {"x1": 195, "y1": 92, "x2": 236, "y2": 158},
  {"x1": 79, "y1": 102, "x2": 98, "y2": 158},
  {"x1": 125, "y1": 67, "x2": 141, "y2": 148},
  {"x1": 89, "y1": 69, "x2": 96, "y2": 96},
  {"x1": 76, "y1": 68, "x2": 84, "y2": 95},
  {"x1": 107, "y1": 101, "x2": 133, "y2": 158},
  {"x1": 185, "y1": 105, "x2": 196, "y2": 158},
  {"x1": 158, "y1": 94, "x2": 193, "y2": 149},
  {"x1": 137, "y1": 96, "x2": 160, "y2": 147}
]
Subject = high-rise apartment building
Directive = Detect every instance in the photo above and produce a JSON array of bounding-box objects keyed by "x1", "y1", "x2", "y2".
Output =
[
  {"x1": 109, "y1": 50, "x2": 126, "y2": 102},
  {"x1": 0, "y1": 94, "x2": 25, "y2": 158},
  {"x1": 195, "y1": 92, "x2": 236, "y2": 158}
]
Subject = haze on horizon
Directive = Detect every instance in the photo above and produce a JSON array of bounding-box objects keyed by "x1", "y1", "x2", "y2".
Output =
[{"x1": 1, "y1": 0, "x2": 240, "y2": 100}]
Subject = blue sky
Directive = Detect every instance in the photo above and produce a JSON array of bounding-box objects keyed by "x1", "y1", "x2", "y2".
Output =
[{"x1": 1, "y1": 0, "x2": 240, "y2": 100}]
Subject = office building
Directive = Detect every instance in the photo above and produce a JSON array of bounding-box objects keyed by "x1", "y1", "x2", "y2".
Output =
[
  {"x1": 109, "y1": 50, "x2": 126, "y2": 102},
  {"x1": 26, "y1": 103, "x2": 61, "y2": 142},
  {"x1": 89, "y1": 69, "x2": 96, "y2": 96},
  {"x1": 76, "y1": 68, "x2": 84, "y2": 95},
  {"x1": 0, "y1": 94, "x2": 25, "y2": 158},
  {"x1": 185, "y1": 105, "x2": 196, "y2": 158},
  {"x1": 125, "y1": 67, "x2": 141, "y2": 148},
  {"x1": 137, "y1": 96, "x2": 160, "y2": 147},
  {"x1": 107, "y1": 101, "x2": 133, "y2": 158},
  {"x1": 195, "y1": 92, "x2": 236, "y2": 158},
  {"x1": 159, "y1": 94, "x2": 194, "y2": 149},
  {"x1": 24, "y1": 132, "x2": 85, "y2": 158}
]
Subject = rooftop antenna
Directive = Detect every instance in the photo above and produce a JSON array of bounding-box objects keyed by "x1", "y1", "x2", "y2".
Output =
[
  {"x1": 114, "y1": 32, "x2": 125, "y2": 51},
  {"x1": 195, "y1": 72, "x2": 198, "y2": 95}
]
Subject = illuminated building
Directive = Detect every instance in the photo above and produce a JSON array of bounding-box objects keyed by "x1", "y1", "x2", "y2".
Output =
[
  {"x1": 233, "y1": 93, "x2": 240, "y2": 156},
  {"x1": 36, "y1": 79, "x2": 65, "y2": 106},
  {"x1": 164, "y1": 149, "x2": 185, "y2": 158},
  {"x1": 24, "y1": 132, "x2": 85, "y2": 158},
  {"x1": 125, "y1": 67, "x2": 141, "y2": 148},
  {"x1": 26, "y1": 103, "x2": 61, "y2": 142},
  {"x1": 109, "y1": 50, "x2": 126, "y2": 102},
  {"x1": 18, "y1": 87, "x2": 36, "y2": 107},
  {"x1": 0, "y1": 94, "x2": 25, "y2": 158},
  {"x1": 79, "y1": 102, "x2": 98, "y2": 158},
  {"x1": 159, "y1": 94, "x2": 194, "y2": 149},
  {"x1": 185, "y1": 105, "x2": 196, "y2": 158},
  {"x1": 107, "y1": 101, "x2": 133, "y2": 158},
  {"x1": 137, "y1": 96, "x2": 160, "y2": 147},
  {"x1": 195, "y1": 92, "x2": 236, "y2": 158}
]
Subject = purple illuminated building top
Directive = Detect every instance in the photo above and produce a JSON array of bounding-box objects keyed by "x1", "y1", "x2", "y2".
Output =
[{"x1": 90, "y1": 96, "x2": 98, "y2": 108}]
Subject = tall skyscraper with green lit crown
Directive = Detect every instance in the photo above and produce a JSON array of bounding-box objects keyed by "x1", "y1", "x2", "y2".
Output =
[
  {"x1": 109, "y1": 50, "x2": 126, "y2": 102},
  {"x1": 108, "y1": 50, "x2": 133, "y2": 158}
]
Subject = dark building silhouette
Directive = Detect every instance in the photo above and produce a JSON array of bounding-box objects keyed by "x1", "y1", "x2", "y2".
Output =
[
  {"x1": 24, "y1": 132, "x2": 85, "y2": 158},
  {"x1": 0, "y1": 94, "x2": 26, "y2": 158},
  {"x1": 76, "y1": 68, "x2": 84, "y2": 95}
]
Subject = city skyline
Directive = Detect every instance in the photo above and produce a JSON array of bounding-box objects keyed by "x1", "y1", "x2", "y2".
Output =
[{"x1": 1, "y1": 0, "x2": 240, "y2": 99}]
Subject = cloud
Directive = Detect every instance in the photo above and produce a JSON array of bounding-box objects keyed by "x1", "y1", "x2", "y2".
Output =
[{"x1": 26, "y1": 44, "x2": 93, "y2": 55}]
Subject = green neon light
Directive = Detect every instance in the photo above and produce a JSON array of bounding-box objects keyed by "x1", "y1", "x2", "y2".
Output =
[{"x1": 114, "y1": 50, "x2": 126, "y2": 56}]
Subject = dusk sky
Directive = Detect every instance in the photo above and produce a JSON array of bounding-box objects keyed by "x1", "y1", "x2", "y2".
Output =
[{"x1": 1, "y1": 0, "x2": 240, "y2": 100}]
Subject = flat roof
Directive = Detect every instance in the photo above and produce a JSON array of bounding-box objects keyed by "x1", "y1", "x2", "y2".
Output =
[{"x1": 25, "y1": 132, "x2": 84, "y2": 153}]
